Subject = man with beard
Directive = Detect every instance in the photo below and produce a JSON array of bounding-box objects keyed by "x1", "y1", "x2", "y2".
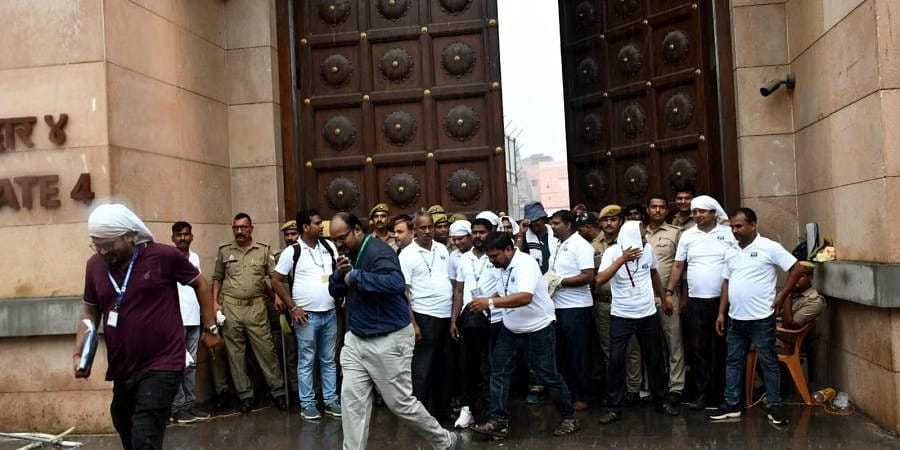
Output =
[
  {"x1": 665, "y1": 195, "x2": 735, "y2": 410},
  {"x1": 593, "y1": 205, "x2": 643, "y2": 404},
  {"x1": 547, "y1": 210, "x2": 596, "y2": 411},
  {"x1": 74, "y1": 204, "x2": 219, "y2": 449},
  {"x1": 392, "y1": 215, "x2": 414, "y2": 255},
  {"x1": 645, "y1": 195, "x2": 686, "y2": 402},
  {"x1": 516, "y1": 201, "x2": 555, "y2": 275},
  {"x1": 400, "y1": 211, "x2": 453, "y2": 419},
  {"x1": 369, "y1": 203, "x2": 397, "y2": 250},
  {"x1": 470, "y1": 233, "x2": 578, "y2": 439},
  {"x1": 213, "y1": 213, "x2": 294, "y2": 413},
  {"x1": 329, "y1": 213, "x2": 461, "y2": 450},
  {"x1": 169, "y1": 221, "x2": 212, "y2": 423}
]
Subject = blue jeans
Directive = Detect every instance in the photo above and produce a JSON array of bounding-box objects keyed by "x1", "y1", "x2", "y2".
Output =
[
  {"x1": 294, "y1": 309, "x2": 338, "y2": 409},
  {"x1": 555, "y1": 307, "x2": 594, "y2": 403},
  {"x1": 723, "y1": 314, "x2": 781, "y2": 407},
  {"x1": 607, "y1": 314, "x2": 668, "y2": 411},
  {"x1": 172, "y1": 325, "x2": 199, "y2": 414},
  {"x1": 489, "y1": 322, "x2": 575, "y2": 421}
]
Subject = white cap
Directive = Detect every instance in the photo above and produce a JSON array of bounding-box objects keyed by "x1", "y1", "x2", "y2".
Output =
[{"x1": 449, "y1": 220, "x2": 472, "y2": 237}]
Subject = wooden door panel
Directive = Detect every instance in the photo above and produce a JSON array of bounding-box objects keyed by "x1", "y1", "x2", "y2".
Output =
[
  {"x1": 373, "y1": 102, "x2": 425, "y2": 153},
  {"x1": 297, "y1": 0, "x2": 505, "y2": 217},
  {"x1": 561, "y1": 0, "x2": 727, "y2": 208}
]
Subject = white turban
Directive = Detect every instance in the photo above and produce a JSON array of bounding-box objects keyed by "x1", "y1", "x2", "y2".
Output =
[
  {"x1": 499, "y1": 215, "x2": 520, "y2": 235},
  {"x1": 88, "y1": 204, "x2": 154, "y2": 244},
  {"x1": 618, "y1": 220, "x2": 644, "y2": 250},
  {"x1": 475, "y1": 211, "x2": 501, "y2": 228},
  {"x1": 449, "y1": 220, "x2": 472, "y2": 237},
  {"x1": 690, "y1": 195, "x2": 728, "y2": 222}
]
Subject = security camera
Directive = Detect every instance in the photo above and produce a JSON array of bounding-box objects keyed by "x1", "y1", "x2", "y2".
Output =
[{"x1": 760, "y1": 73, "x2": 795, "y2": 97}]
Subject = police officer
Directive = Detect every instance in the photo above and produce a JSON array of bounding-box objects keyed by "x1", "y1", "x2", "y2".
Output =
[
  {"x1": 213, "y1": 212, "x2": 296, "y2": 413},
  {"x1": 645, "y1": 195, "x2": 685, "y2": 402}
]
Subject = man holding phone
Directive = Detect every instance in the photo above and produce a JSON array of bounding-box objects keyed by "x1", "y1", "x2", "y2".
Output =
[{"x1": 328, "y1": 213, "x2": 461, "y2": 450}]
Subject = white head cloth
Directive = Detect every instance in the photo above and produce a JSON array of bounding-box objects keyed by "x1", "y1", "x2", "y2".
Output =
[
  {"x1": 690, "y1": 195, "x2": 728, "y2": 222},
  {"x1": 500, "y1": 215, "x2": 520, "y2": 235},
  {"x1": 449, "y1": 220, "x2": 472, "y2": 237},
  {"x1": 475, "y1": 211, "x2": 501, "y2": 227},
  {"x1": 618, "y1": 220, "x2": 643, "y2": 250},
  {"x1": 88, "y1": 204, "x2": 154, "y2": 244}
]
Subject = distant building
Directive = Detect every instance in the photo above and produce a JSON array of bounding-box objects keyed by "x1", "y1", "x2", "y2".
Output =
[{"x1": 522, "y1": 154, "x2": 569, "y2": 213}]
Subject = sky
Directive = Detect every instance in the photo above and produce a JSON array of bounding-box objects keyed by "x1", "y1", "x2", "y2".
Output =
[{"x1": 497, "y1": 0, "x2": 567, "y2": 161}]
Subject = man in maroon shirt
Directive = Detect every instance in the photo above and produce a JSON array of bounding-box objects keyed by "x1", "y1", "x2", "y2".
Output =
[{"x1": 73, "y1": 204, "x2": 219, "y2": 450}]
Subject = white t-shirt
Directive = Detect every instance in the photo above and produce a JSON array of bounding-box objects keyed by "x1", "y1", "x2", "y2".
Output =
[
  {"x1": 600, "y1": 243, "x2": 658, "y2": 319},
  {"x1": 674, "y1": 224, "x2": 736, "y2": 298},
  {"x1": 455, "y1": 249, "x2": 503, "y2": 323},
  {"x1": 274, "y1": 239, "x2": 337, "y2": 311},
  {"x1": 178, "y1": 251, "x2": 201, "y2": 326},
  {"x1": 499, "y1": 250, "x2": 556, "y2": 333},
  {"x1": 723, "y1": 235, "x2": 797, "y2": 320},
  {"x1": 549, "y1": 233, "x2": 595, "y2": 309},
  {"x1": 448, "y1": 248, "x2": 463, "y2": 282},
  {"x1": 399, "y1": 241, "x2": 453, "y2": 318}
]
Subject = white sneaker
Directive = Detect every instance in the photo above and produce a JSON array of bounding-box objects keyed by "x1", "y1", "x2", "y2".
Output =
[{"x1": 454, "y1": 406, "x2": 475, "y2": 429}]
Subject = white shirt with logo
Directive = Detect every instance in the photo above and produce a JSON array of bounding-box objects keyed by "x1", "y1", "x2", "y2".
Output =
[
  {"x1": 448, "y1": 248, "x2": 463, "y2": 282},
  {"x1": 549, "y1": 233, "x2": 595, "y2": 309},
  {"x1": 456, "y1": 249, "x2": 503, "y2": 323},
  {"x1": 178, "y1": 251, "x2": 201, "y2": 326},
  {"x1": 499, "y1": 250, "x2": 556, "y2": 333},
  {"x1": 274, "y1": 239, "x2": 338, "y2": 312},
  {"x1": 722, "y1": 235, "x2": 797, "y2": 320},
  {"x1": 674, "y1": 224, "x2": 736, "y2": 298},
  {"x1": 399, "y1": 241, "x2": 453, "y2": 318},
  {"x1": 599, "y1": 243, "x2": 659, "y2": 319}
]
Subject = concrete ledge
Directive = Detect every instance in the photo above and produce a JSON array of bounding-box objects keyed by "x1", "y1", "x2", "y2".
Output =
[
  {"x1": 0, "y1": 297, "x2": 82, "y2": 337},
  {"x1": 817, "y1": 261, "x2": 900, "y2": 308}
]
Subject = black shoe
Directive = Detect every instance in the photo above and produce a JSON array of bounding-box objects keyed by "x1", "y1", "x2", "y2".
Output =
[
  {"x1": 657, "y1": 402, "x2": 680, "y2": 417},
  {"x1": 707, "y1": 403, "x2": 742, "y2": 421},
  {"x1": 767, "y1": 405, "x2": 789, "y2": 425},
  {"x1": 239, "y1": 398, "x2": 253, "y2": 414},
  {"x1": 552, "y1": 418, "x2": 578, "y2": 437},
  {"x1": 274, "y1": 395, "x2": 288, "y2": 411},
  {"x1": 683, "y1": 396, "x2": 707, "y2": 410},
  {"x1": 472, "y1": 419, "x2": 509, "y2": 440},
  {"x1": 598, "y1": 410, "x2": 621, "y2": 425},
  {"x1": 189, "y1": 407, "x2": 211, "y2": 421},
  {"x1": 624, "y1": 392, "x2": 640, "y2": 406},
  {"x1": 172, "y1": 410, "x2": 198, "y2": 424}
]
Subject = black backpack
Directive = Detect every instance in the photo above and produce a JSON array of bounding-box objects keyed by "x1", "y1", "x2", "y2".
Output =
[{"x1": 288, "y1": 238, "x2": 337, "y2": 293}]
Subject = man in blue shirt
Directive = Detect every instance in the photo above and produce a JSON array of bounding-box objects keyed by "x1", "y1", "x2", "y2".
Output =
[{"x1": 328, "y1": 212, "x2": 461, "y2": 450}]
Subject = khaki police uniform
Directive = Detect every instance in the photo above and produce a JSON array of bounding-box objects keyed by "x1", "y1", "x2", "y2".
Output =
[
  {"x1": 670, "y1": 212, "x2": 695, "y2": 230},
  {"x1": 592, "y1": 234, "x2": 642, "y2": 394},
  {"x1": 213, "y1": 240, "x2": 285, "y2": 401},
  {"x1": 776, "y1": 287, "x2": 825, "y2": 353},
  {"x1": 646, "y1": 223, "x2": 685, "y2": 394}
]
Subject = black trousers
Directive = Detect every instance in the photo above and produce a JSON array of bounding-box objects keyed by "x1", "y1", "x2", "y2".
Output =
[
  {"x1": 412, "y1": 312, "x2": 451, "y2": 417},
  {"x1": 607, "y1": 314, "x2": 667, "y2": 411},
  {"x1": 687, "y1": 297, "x2": 726, "y2": 402},
  {"x1": 111, "y1": 370, "x2": 181, "y2": 450},
  {"x1": 459, "y1": 324, "x2": 491, "y2": 412}
]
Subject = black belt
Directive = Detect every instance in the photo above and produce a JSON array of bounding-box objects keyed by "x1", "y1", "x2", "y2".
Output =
[{"x1": 352, "y1": 330, "x2": 394, "y2": 340}]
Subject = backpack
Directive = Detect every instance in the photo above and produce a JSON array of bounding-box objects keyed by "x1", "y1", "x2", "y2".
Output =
[{"x1": 288, "y1": 238, "x2": 337, "y2": 293}]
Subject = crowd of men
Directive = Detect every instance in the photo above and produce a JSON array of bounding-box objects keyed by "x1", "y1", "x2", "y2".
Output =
[{"x1": 74, "y1": 189, "x2": 827, "y2": 449}]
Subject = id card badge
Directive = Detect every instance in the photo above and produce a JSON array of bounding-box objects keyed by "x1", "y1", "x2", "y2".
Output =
[
  {"x1": 107, "y1": 311, "x2": 119, "y2": 328},
  {"x1": 471, "y1": 287, "x2": 484, "y2": 298},
  {"x1": 321, "y1": 274, "x2": 329, "y2": 283}
]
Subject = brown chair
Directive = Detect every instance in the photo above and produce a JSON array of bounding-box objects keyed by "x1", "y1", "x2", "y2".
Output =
[{"x1": 745, "y1": 320, "x2": 815, "y2": 406}]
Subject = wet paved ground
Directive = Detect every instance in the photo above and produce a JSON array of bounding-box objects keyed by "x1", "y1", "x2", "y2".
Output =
[{"x1": 4, "y1": 400, "x2": 899, "y2": 449}]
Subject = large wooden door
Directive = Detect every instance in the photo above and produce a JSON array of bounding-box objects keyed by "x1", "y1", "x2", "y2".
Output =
[
  {"x1": 295, "y1": 0, "x2": 506, "y2": 218},
  {"x1": 559, "y1": 0, "x2": 735, "y2": 210}
]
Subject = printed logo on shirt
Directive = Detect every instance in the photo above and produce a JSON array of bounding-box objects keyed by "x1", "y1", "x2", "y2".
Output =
[
  {"x1": 717, "y1": 235, "x2": 725, "y2": 240},
  {"x1": 641, "y1": 263, "x2": 649, "y2": 269},
  {"x1": 750, "y1": 252, "x2": 758, "y2": 257}
]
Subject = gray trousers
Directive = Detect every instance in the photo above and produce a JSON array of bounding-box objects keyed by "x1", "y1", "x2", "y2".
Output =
[
  {"x1": 172, "y1": 325, "x2": 200, "y2": 414},
  {"x1": 340, "y1": 324, "x2": 452, "y2": 450}
]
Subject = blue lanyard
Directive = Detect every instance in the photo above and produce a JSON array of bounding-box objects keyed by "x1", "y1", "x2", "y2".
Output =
[{"x1": 107, "y1": 246, "x2": 141, "y2": 311}]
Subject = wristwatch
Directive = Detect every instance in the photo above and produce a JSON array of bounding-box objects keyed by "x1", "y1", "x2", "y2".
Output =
[
  {"x1": 488, "y1": 298, "x2": 495, "y2": 310},
  {"x1": 203, "y1": 324, "x2": 219, "y2": 336}
]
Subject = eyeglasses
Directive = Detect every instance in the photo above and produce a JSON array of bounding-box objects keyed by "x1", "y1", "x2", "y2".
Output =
[{"x1": 89, "y1": 239, "x2": 120, "y2": 253}]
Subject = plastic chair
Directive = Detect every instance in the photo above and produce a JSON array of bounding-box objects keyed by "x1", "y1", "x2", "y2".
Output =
[{"x1": 745, "y1": 320, "x2": 815, "y2": 406}]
